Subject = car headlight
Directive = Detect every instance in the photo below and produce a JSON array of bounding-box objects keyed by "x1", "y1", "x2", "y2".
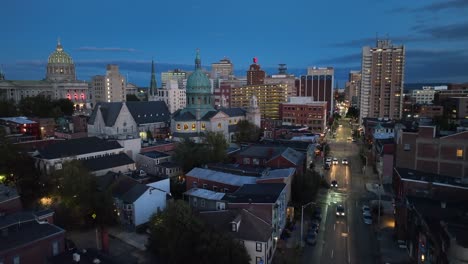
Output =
[
  {"x1": 341, "y1": 213, "x2": 345, "y2": 216},
  {"x1": 336, "y1": 212, "x2": 339, "y2": 215}
]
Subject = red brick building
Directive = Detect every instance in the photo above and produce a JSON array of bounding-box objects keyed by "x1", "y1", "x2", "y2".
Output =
[
  {"x1": 419, "y1": 105, "x2": 444, "y2": 118},
  {"x1": 279, "y1": 97, "x2": 327, "y2": 133},
  {"x1": 395, "y1": 126, "x2": 468, "y2": 182}
]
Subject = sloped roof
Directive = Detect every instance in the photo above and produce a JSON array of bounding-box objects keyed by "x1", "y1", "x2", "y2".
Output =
[
  {"x1": 125, "y1": 101, "x2": 170, "y2": 124},
  {"x1": 201, "y1": 110, "x2": 219, "y2": 121},
  {"x1": 274, "y1": 147, "x2": 304, "y2": 166},
  {"x1": 258, "y1": 168, "x2": 296, "y2": 181},
  {"x1": 186, "y1": 167, "x2": 257, "y2": 186},
  {"x1": 120, "y1": 184, "x2": 149, "y2": 204},
  {"x1": 38, "y1": 137, "x2": 123, "y2": 159},
  {"x1": 219, "y1": 107, "x2": 246, "y2": 117},
  {"x1": 140, "y1": 151, "x2": 170, "y2": 159},
  {"x1": 237, "y1": 145, "x2": 285, "y2": 158},
  {"x1": 172, "y1": 110, "x2": 196, "y2": 121},
  {"x1": 198, "y1": 209, "x2": 272, "y2": 242},
  {"x1": 224, "y1": 183, "x2": 285, "y2": 204},
  {"x1": 97, "y1": 172, "x2": 148, "y2": 204},
  {"x1": 81, "y1": 153, "x2": 134, "y2": 172},
  {"x1": 88, "y1": 102, "x2": 123, "y2": 126},
  {"x1": 184, "y1": 188, "x2": 226, "y2": 200}
]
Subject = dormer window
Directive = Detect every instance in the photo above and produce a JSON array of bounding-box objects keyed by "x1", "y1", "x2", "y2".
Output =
[{"x1": 232, "y1": 223, "x2": 237, "y2": 232}]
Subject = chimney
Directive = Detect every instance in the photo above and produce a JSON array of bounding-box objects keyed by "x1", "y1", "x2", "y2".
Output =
[{"x1": 72, "y1": 253, "x2": 80, "y2": 262}]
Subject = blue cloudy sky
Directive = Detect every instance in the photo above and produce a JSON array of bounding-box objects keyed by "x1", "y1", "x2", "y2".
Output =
[{"x1": 1, "y1": 0, "x2": 468, "y2": 87}]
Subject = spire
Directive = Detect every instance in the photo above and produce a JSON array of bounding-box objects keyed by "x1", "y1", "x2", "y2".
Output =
[
  {"x1": 56, "y1": 37, "x2": 63, "y2": 51},
  {"x1": 149, "y1": 60, "x2": 157, "y2": 97},
  {"x1": 195, "y1": 48, "x2": 201, "y2": 70}
]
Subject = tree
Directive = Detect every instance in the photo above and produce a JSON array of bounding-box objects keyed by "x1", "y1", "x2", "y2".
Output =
[
  {"x1": 204, "y1": 132, "x2": 228, "y2": 163},
  {"x1": 235, "y1": 120, "x2": 261, "y2": 143},
  {"x1": 148, "y1": 200, "x2": 250, "y2": 264},
  {"x1": 0, "y1": 99, "x2": 18, "y2": 117},
  {"x1": 54, "y1": 98, "x2": 74, "y2": 116},
  {"x1": 291, "y1": 170, "x2": 321, "y2": 205},
  {"x1": 346, "y1": 106, "x2": 359, "y2": 119},
  {"x1": 146, "y1": 129, "x2": 154, "y2": 141},
  {"x1": 126, "y1": 94, "x2": 140, "y2": 101},
  {"x1": 173, "y1": 139, "x2": 208, "y2": 173},
  {"x1": 19, "y1": 95, "x2": 52, "y2": 117}
]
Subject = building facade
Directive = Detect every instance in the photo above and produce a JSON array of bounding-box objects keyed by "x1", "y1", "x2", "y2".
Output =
[
  {"x1": 411, "y1": 87, "x2": 439, "y2": 105},
  {"x1": 161, "y1": 69, "x2": 187, "y2": 89},
  {"x1": 360, "y1": 40, "x2": 405, "y2": 123},
  {"x1": 247, "y1": 58, "x2": 266, "y2": 85},
  {"x1": 295, "y1": 67, "x2": 334, "y2": 115},
  {"x1": 211, "y1": 57, "x2": 234, "y2": 80},
  {"x1": 279, "y1": 97, "x2": 327, "y2": 132},
  {"x1": 156, "y1": 80, "x2": 186, "y2": 113},
  {"x1": 90, "y1": 65, "x2": 126, "y2": 105},
  {"x1": 345, "y1": 71, "x2": 361, "y2": 107},
  {"x1": 0, "y1": 40, "x2": 89, "y2": 111}
]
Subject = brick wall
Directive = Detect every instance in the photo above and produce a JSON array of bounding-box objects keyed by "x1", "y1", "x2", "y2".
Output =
[{"x1": 185, "y1": 175, "x2": 241, "y2": 193}]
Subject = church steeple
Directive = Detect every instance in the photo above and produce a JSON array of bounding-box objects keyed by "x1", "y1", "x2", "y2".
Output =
[
  {"x1": 195, "y1": 49, "x2": 201, "y2": 70},
  {"x1": 149, "y1": 59, "x2": 157, "y2": 97}
]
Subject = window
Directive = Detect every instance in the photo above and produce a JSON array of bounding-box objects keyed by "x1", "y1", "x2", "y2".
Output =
[
  {"x1": 232, "y1": 223, "x2": 237, "y2": 232},
  {"x1": 201, "y1": 123, "x2": 206, "y2": 130},
  {"x1": 184, "y1": 124, "x2": 188, "y2": 130},
  {"x1": 224, "y1": 188, "x2": 229, "y2": 193},
  {"x1": 256, "y1": 257, "x2": 263, "y2": 264},
  {"x1": 193, "y1": 197, "x2": 197, "y2": 207},
  {"x1": 213, "y1": 186, "x2": 218, "y2": 192},
  {"x1": 252, "y1": 158, "x2": 260, "y2": 165},
  {"x1": 243, "y1": 158, "x2": 251, "y2": 164},
  {"x1": 404, "y1": 144, "x2": 411, "y2": 151},
  {"x1": 256, "y1": 242, "x2": 262, "y2": 252},
  {"x1": 176, "y1": 124, "x2": 181, "y2": 130},
  {"x1": 217, "y1": 123, "x2": 222, "y2": 128},
  {"x1": 192, "y1": 123, "x2": 196, "y2": 130},
  {"x1": 203, "y1": 184, "x2": 208, "y2": 189},
  {"x1": 13, "y1": 256, "x2": 20, "y2": 264},
  {"x1": 193, "y1": 182, "x2": 198, "y2": 188},
  {"x1": 200, "y1": 199, "x2": 205, "y2": 207},
  {"x1": 52, "y1": 241, "x2": 59, "y2": 256},
  {"x1": 457, "y1": 148, "x2": 463, "y2": 158}
]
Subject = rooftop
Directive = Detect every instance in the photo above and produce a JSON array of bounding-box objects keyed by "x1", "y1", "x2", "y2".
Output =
[
  {"x1": 140, "y1": 151, "x2": 170, "y2": 159},
  {"x1": 81, "y1": 153, "x2": 134, "y2": 172},
  {"x1": 96, "y1": 172, "x2": 149, "y2": 204},
  {"x1": 158, "y1": 161, "x2": 180, "y2": 168},
  {"x1": 395, "y1": 167, "x2": 468, "y2": 189},
  {"x1": 48, "y1": 248, "x2": 125, "y2": 264},
  {"x1": 224, "y1": 183, "x2": 285, "y2": 204},
  {"x1": 0, "y1": 184, "x2": 20, "y2": 204},
  {"x1": 0, "y1": 117, "x2": 37, "y2": 125},
  {"x1": 186, "y1": 167, "x2": 257, "y2": 187},
  {"x1": 184, "y1": 188, "x2": 226, "y2": 201},
  {"x1": 38, "y1": 137, "x2": 123, "y2": 159}
]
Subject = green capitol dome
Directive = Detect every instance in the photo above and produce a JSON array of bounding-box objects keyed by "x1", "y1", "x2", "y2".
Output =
[
  {"x1": 48, "y1": 40, "x2": 74, "y2": 64},
  {"x1": 186, "y1": 49, "x2": 211, "y2": 94},
  {"x1": 46, "y1": 39, "x2": 76, "y2": 81}
]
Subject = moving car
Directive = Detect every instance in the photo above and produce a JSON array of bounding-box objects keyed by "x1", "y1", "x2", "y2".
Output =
[
  {"x1": 332, "y1": 157, "x2": 338, "y2": 165},
  {"x1": 336, "y1": 205, "x2": 345, "y2": 216},
  {"x1": 363, "y1": 215, "x2": 373, "y2": 225},
  {"x1": 325, "y1": 157, "x2": 332, "y2": 163},
  {"x1": 324, "y1": 163, "x2": 331, "y2": 170},
  {"x1": 342, "y1": 158, "x2": 348, "y2": 165},
  {"x1": 331, "y1": 180, "x2": 338, "y2": 188}
]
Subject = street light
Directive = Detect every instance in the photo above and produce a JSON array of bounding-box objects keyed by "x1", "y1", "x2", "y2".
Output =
[{"x1": 300, "y1": 201, "x2": 316, "y2": 247}]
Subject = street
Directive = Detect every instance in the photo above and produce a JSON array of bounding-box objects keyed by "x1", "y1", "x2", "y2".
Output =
[{"x1": 302, "y1": 119, "x2": 378, "y2": 264}]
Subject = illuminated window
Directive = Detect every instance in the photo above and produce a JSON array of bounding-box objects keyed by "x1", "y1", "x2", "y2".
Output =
[
  {"x1": 229, "y1": 120, "x2": 232, "y2": 124},
  {"x1": 457, "y1": 148, "x2": 463, "y2": 158},
  {"x1": 177, "y1": 124, "x2": 181, "y2": 130},
  {"x1": 218, "y1": 123, "x2": 222, "y2": 128},
  {"x1": 184, "y1": 124, "x2": 188, "y2": 130},
  {"x1": 201, "y1": 123, "x2": 206, "y2": 130},
  {"x1": 192, "y1": 123, "x2": 196, "y2": 130}
]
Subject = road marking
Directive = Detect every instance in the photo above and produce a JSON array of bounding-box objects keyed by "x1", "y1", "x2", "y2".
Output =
[{"x1": 331, "y1": 249, "x2": 334, "y2": 258}]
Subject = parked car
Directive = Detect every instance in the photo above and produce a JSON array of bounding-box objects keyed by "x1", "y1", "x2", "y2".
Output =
[
  {"x1": 305, "y1": 233, "x2": 317, "y2": 245},
  {"x1": 347, "y1": 137, "x2": 352, "y2": 141},
  {"x1": 324, "y1": 163, "x2": 331, "y2": 170},
  {"x1": 352, "y1": 138, "x2": 357, "y2": 142},
  {"x1": 308, "y1": 222, "x2": 319, "y2": 234},
  {"x1": 331, "y1": 180, "x2": 338, "y2": 188},
  {"x1": 362, "y1": 205, "x2": 371, "y2": 214},
  {"x1": 325, "y1": 157, "x2": 332, "y2": 163},
  {"x1": 332, "y1": 157, "x2": 338, "y2": 165},
  {"x1": 363, "y1": 214, "x2": 373, "y2": 225},
  {"x1": 342, "y1": 158, "x2": 348, "y2": 165},
  {"x1": 336, "y1": 205, "x2": 345, "y2": 216}
]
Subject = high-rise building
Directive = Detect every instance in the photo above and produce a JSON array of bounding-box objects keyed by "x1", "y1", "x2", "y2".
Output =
[
  {"x1": 91, "y1": 65, "x2": 126, "y2": 104},
  {"x1": 264, "y1": 64, "x2": 296, "y2": 97},
  {"x1": 246, "y1": 58, "x2": 266, "y2": 85},
  {"x1": 213, "y1": 79, "x2": 247, "y2": 107},
  {"x1": 211, "y1": 57, "x2": 233, "y2": 79},
  {"x1": 295, "y1": 67, "x2": 334, "y2": 115},
  {"x1": 345, "y1": 71, "x2": 361, "y2": 107},
  {"x1": 279, "y1": 97, "x2": 328, "y2": 132},
  {"x1": 161, "y1": 69, "x2": 187, "y2": 89},
  {"x1": 157, "y1": 80, "x2": 186, "y2": 113},
  {"x1": 360, "y1": 40, "x2": 405, "y2": 123},
  {"x1": 230, "y1": 84, "x2": 288, "y2": 120}
]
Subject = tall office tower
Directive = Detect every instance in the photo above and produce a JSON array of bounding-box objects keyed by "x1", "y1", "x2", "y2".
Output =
[
  {"x1": 157, "y1": 79, "x2": 186, "y2": 113},
  {"x1": 295, "y1": 67, "x2": 334, "y2": 115},
  {"x1": 161, "y1": 69, "x2": 187, "y2": 89},
  {"x1": 230, "y1": 84, "x2": 288, "y2": 120},
  {"x1": 211, "y1": 57, "x2": 233, "y2": 80},
  {"x1": 360, "y1": 39, "x2": 405, "y2": 123},
  {"x1": 345, "y1": 71, "x2": 361, "y2": 107},
  {"x1": 246, "y1": 57, "x2": 266, "y2": 85},
  {"x1": 264, "y1": 64, "x2": 296, "y2": 97},
  {"x1": 91, "y1": 64, "x2": 126, "y2": 104}
]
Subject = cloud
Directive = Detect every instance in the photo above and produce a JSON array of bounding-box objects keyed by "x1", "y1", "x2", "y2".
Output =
[
  {"x1": 416, "y1": 21, "x2": 468, "y2": 41},
  {"x1": 330, "y1": 35, "x2": 426, "y2": 48},
  {"x1": 315, "y1": 53, "x2": 361, "y2": 65},
  {"x1": 75, "y1": 46, "x2": 138, "y2": 52},
  {"x1": 389, "y1": 0, "x2": 468, "y2": 13}
]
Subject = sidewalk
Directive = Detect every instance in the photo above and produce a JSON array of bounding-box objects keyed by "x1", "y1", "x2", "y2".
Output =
[{"x1": 108, "y1": 227, "x2": 148, "y2": 251}]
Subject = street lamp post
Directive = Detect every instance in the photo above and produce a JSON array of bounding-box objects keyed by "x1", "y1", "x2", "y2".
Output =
[{"x1": 300, "y1": 201, "x2": 316, "y2": 247}]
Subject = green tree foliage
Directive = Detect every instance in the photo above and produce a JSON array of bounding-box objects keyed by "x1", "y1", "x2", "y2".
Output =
[
  {"x1": 51, "y1": 160, "x2": 116, "y2": 227},
  {"x1": 174, "y1": 133, "x2": 229, "y2": 173},
  {"x1": 433, "y1": 115, "x2": 457, "y2": 131},
  {"x1": 148, "y1": 200, "x2": 250, "y2": 264},
  {"x1": 291, "y1": 170, "x2": 322, "y2": 205},
  {"x1": 346, "y1": 106, "x2": 359, "y2": 119},
  {"x1": 126, "y1": 94, "x2": 140, "y2": 101},
  {"x1": 18, "y1": 95, "x2": 76, "y2": 118},
  {"x1": 146, "y1": 129, "x2": 154, "y2": 140},
  {"x1": 0, "y1": 99, "x2": 18, "y2": 117},
  {"x1": 235, "y1": 120, "x2": 261, "y2": 143},
  {"x1": 204, "y1": 131, "x2": 228, "y2": 163}
]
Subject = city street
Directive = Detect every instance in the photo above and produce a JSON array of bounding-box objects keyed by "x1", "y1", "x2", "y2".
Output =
[{"x1": 302, "y1": 119, "x2": 379, "y2": 264}]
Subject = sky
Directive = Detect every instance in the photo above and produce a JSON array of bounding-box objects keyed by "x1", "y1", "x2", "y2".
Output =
[{"x1": 1, "y1": 0, "x2": 468, "y2": 87}]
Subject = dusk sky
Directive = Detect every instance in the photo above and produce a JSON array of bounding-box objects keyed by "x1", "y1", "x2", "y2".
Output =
[{"x1": 2, "y1": 0, "x2": 468, "y2": 87}]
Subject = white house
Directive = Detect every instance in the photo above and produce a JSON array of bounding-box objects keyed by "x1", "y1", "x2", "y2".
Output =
[{"x1": 198, "y1": 209, "x2": 274, "y2": 264}]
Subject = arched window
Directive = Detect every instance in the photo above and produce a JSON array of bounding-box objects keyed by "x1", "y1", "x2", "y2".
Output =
[
  {"x1": 201, "y1": 123, "x2": 206, "y2": 130},
  {"x1": 184, "y1": 124, "x2": 189, "y2": 130},
  {"x1": 218, "y1": 123, "x2": 222, "y2": 129},
  {"x1": 177, "y1": 124, "x2": 181, "y2": 130}
]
